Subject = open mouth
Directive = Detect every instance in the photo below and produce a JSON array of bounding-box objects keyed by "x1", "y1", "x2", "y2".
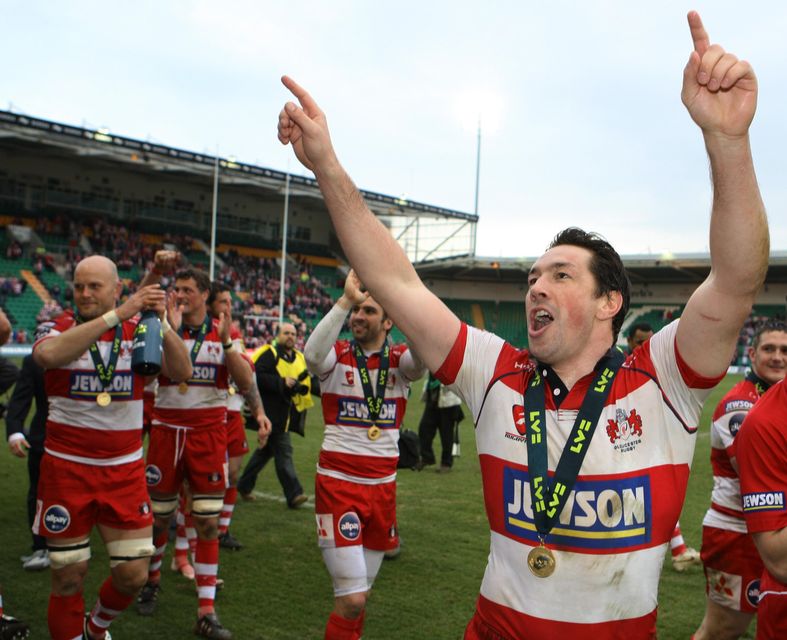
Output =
[{"x1": 531, "y1": 309, "x2": 554, "y2": 332}]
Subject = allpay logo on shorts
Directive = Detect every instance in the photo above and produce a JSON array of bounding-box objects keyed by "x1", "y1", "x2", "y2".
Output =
[
  {"x1": 43, "y1": 504, "x2": 71, "y2": 534},
  {"x1": 338, "y1": 512, "x2": 361, "y2": 541},
  {"x1": 503, "y1": 466, "x2": 652, "y2": 550},
  {"x1": 145, "y1": 464, "x2": 162, "y2": 486}
]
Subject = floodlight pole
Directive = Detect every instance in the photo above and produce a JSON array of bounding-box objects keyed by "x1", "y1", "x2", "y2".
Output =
[
  {"x1": 278, "y1": 169, "x2": 291, "y2": 324},
  {"x1": 472, "y1": 119, "x2": 481, "y2": 255},
  {"x1": 209, "y1": 153, "x2": 219, "y2": 280}
]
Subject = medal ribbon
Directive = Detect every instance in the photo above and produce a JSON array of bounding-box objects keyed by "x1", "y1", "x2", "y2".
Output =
[
  {"x1": 179, "y1": 316, "x2": 210, "y2": 367},
  {"x1": 524, "y1": 348, "x2": 625, "y2": 537},
  {"x1": 352, "y1": 340, "x2": 390, "y2": 425},
  {"x1": 87, "y1": 324, "x2": 123, "y2": 394}
]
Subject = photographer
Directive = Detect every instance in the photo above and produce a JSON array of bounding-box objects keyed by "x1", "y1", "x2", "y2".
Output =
[{"x1": 238, "y1": 322, "x2": 312, "y2": 508}]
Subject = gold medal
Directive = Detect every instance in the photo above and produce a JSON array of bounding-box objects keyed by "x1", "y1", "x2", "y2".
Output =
[
  {"x1": 178, "y1": 382, "x2": 189, "y2": 394},
  {"x1": 96, "y1": 392, "x2": 112, "y2": 407},
  {"x1": 228, "y1": 386, "x2": 236, "y2": 396},
  {"x1": 527, "y1": 544, "x2": 556, "y2": 578},
  {"x1": 367, "y1": 425, "x2": 381, "y2": 441}
]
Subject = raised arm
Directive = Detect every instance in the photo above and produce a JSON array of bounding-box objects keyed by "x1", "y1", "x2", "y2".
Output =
[
  {"x1": 676, "y1": 11, "x2": 769, "y2": 378},
  {"x1": 278, "y1": 78, "x2": 460, "y2": 373}
]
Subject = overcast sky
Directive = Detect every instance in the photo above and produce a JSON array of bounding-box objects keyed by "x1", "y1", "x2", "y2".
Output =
[{"x1": 2, "y1": 1, "x2": 785, "y2": 257}]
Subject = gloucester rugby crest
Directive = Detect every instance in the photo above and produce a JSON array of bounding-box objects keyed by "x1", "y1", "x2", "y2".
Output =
[{"x1": 606, "y1": 408, "x2": 643, "y2": 453}]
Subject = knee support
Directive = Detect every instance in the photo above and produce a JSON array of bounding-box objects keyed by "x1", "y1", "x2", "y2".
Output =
[
  {"x1": 190, "y1": 495, "x2": 224, "y2": 518},
  {"x1": 105, "y1": 538, "x2": 156, "y2": 568},
  {"x1": 151, "y1": 495, "x2": 178, "y2": 518},
  {"x1": 322, "y1": 546, "x2": 370, "y2": 597},
  {"x1": 48, "y1": 539, "x2": 91, "y2": 569}
]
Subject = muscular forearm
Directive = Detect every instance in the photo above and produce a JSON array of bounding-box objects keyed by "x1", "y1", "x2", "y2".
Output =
[
  {"x1": 160, "y1": 331, "x2": 192, "y2": 382},
  {"x1": 243, "y1": 383, "x2": 266, "y2": 417},
  {"x1": 225, "y1": 350, "x2": 253, "y2": 394},
  {"x1": 705, "y1": 133, "x2": 769, "y2": 296},
  {"x1": 34, "y1": 313, "x2": 118, "y2": 369},
  {"x1": 313, "y1": 164, "x2": 422, "y2": 317}
]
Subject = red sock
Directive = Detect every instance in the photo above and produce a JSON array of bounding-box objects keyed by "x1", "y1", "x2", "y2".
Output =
[
  {"x1": 325, "y1": 611, "x2": 363, "y2": 640},
  {"x1": 670, "y1": 525, "x2": 687, "y2": 557},
  {"x1": 87, "y1": 577, "x2": 134, "y2": 639},
  {"x1": 195, "y1": 537, "x2": 219, "y2": 616},
  {"x1": 219, "y1": 487, "x2": 238, "y2": 535},
  {"x1": 48, "y1": 592, "x2": 84, "y2": 640},
  {"x1": 149, "y1": 527, "x2": 169, "y2": 583}
]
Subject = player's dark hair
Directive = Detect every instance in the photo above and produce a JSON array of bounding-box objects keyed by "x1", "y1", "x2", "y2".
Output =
[
  {"x1": 627, "y1": 322, "x2": 653, "y2": 339},
  {"x1": 175, "y1": 268, "x2": 211, "y2": 293},
  {"x1": 752, "y1": 319, "x2": 787, "y2": 349},
  {"x1": 548, "y1": 227, "x2": 631, "y2": 341},
  {"x1": 208, "y1": 281, "x2": 232, "y2": 305}
]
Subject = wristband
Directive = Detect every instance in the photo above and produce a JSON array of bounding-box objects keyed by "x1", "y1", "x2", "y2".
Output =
[
  {"x1": 222, "y1": 341, "x2": 234, "y2": 352},
  {"x1": 102, "y1": 310, "x2": 120, "y2": 328},
  {"x1": 161, "y1": 318, "x2": 172, "y2": 335}
]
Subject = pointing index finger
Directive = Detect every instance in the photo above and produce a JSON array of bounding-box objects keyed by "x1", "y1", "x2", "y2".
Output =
[
  {"x1": 687, "y1": 10, "x2": 710, "y2": 56},
  {"x1": 281, "y1": 75, "x2": 321, "y2": 114}
]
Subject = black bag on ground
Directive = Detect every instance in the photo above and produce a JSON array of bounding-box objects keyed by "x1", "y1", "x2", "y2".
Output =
[{"x1": 397, "y1": 429, "x2": 421, "y2": 470}]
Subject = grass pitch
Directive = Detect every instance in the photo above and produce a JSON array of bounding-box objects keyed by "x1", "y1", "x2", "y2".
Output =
[{"x1": 0, "y1": 374, "x2": 755, "y2": 639}]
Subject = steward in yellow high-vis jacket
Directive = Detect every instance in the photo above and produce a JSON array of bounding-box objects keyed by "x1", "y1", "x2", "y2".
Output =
[{"x1": 237, "y1": 322, "x2": 313, "y2": 507}]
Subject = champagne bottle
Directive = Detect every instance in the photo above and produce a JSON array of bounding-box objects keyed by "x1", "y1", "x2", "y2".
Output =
[{"x1": 131, "y1": 310, "x2": 163, "y2": 375}]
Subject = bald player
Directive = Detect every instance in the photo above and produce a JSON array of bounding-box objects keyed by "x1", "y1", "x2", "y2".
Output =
[{"x1": 33, "y1": 255, "x2": 192, "y2": 640}]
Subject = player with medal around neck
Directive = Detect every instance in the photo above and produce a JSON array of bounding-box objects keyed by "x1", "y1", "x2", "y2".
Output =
[
  {"x1": 170, "y1": 271, "x2": 232, "y2": 393},
  {"x1": 34, "y1": 255, "x2": 192, "y2": 386},
  {"x1": 344, "y1": 271, "x2": 393, "y2": 441}
]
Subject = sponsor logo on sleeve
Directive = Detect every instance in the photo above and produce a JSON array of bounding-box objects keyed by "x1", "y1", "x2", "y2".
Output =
[
  {"x1": 338, "y1": 512, "x2": 362, "y2": 541},
  {"x1": 503, "y1": 467, "x2": 652, "y2": 550},
  {"x1": 742, "y1": 492, "x2": 785, "y2": 513},
  {"x1": 43, "y1": 504, "x2": 71, "y2": 534}
]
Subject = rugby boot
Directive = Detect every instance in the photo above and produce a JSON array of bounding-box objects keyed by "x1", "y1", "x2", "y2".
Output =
[
  {"x1": 22, "y1": 549, "x2": 49, "y2": 571},
  {"x1": 136, "y1": 581, "x2": 162, "y2": 616},
  {"x1": 194, "y1": 613, "x2": 232, "y2": 639},
  {"x1": 672, "y1": 546, "x2": 701, "y2": 572},
  {"x1": 171, "y1": 555, "x2": 196, "y2": 579},
  {"x1": 218, "y1": 532, "x2": 243, "y2": 551},
  {"x1": 0, "y1": 614, "x2": 30, "y2": 640},
  {"x1": 82, "y1": 614, "x2": 112, "y2": 640}
]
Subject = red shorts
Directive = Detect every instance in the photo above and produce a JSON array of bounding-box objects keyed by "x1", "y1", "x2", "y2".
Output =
[
  {"x1": 758, "y1": 574, "x2": 787, "y2": 640},
  {"x1": 34, "y1": 454, "x2": 152, "y2": 540},
  {"x1": 226, "y1": 410, "x2": 249, "y2": 458},
  {"x1": 315, "y1": 474, "x2": 398, "y2": 552},
  {"x1": 142, "y1": 392, "x2": 155, "y2": 436},
  {"x1": 701, "y1": 525, "x2": 763, "y2": 613},
  {"x1": 145, "y1": 425, "x2": 227, "y2": 496}
]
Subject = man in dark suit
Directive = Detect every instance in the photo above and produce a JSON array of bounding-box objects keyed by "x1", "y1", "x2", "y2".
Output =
[{"x1": 6, "y1": 353, "x2": 49, "y2": 570}]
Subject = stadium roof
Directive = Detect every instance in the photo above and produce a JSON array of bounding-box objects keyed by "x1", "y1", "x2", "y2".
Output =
[
  {"x1": 414, "y1": 251, "x2": 787, "y2": 285},
  {"x1": 0, "y1": 109, "x2": 477, "y2": 223}
]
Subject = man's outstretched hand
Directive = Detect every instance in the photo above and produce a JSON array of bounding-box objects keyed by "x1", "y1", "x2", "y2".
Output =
[
  {"x1": 681, "y1": 11, "x2": 757, "y2": 139},
  {"x1": 278, "y1": 76, "x2": 339, "y2": 174}
]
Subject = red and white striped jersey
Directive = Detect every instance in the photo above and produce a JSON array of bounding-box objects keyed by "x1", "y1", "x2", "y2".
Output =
[
  {"x1": 435, "y1": 320, "x2": 721, "y2": 639},
  {"x1": 33, "y1": 310, "x2": 145, "y2": 466},
  {"x1": 154, "y1": 318, "x2": 229, "y2": 430},
  {"x1": 313, "y1": 340, "x2": 422, "y2": 484},
  {"x1": 702, "y1": 377, "x2": 763, "y2": 533}
]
